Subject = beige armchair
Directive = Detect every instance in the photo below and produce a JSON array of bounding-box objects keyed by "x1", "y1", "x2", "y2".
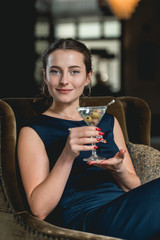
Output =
[{"x1": 0, "y1": 96, "x2": 160, "y2": 240}]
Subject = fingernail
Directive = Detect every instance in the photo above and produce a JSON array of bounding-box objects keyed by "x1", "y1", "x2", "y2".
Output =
[
  {"x1": 99, "y1": 132, "x2": 104, "y2": 135},
  {"x1": 94, "y1": 146, "x2": 98, "y2": 149},
  {"x1": 97, "y1": 138, "x2": 101, "y2": 141},
  {"x1": 96, "y1": 127, "x2": 101, "y2": 131},
  {"x1": 88, "y1": 162, "x2": 94, "y2": 165}
]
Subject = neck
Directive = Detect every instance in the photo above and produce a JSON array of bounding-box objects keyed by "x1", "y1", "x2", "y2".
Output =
[{"x1": 49, "y1": 101, "x2": 82, "y2": 121}]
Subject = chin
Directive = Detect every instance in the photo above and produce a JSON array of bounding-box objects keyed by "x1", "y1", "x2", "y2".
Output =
[{"x1": 54, "y1": 94, "x2": 81, "y2": 104}]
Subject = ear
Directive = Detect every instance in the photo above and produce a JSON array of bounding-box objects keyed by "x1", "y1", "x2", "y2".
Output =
[{"x1": 85, "y1": 71, "x2": 92, "y2": 86}]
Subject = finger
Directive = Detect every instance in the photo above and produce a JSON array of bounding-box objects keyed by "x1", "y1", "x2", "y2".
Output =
[
  {"x1": 100, "y1": 150, "x2": 126, "y2": 166},
  {"x1": 74, "y1": 144, "x2": 99, "y2": 153},
  {"x1": 81, "y1": 137, "x2": 101, "y2": 145},
  {"x1": 70, "y1": 126, "x2": 98, "y2": 132},
  {"x1": 78, "y1": 131, "x2": 103, "y2": 138},
  {"x1": 87, "y1": 160, "x2": 102, "y2": 165},
  {"x1": 69, "y1": 126, "x2": 102, "y2": 138},
  {"x1": 69, "y1": 136, "x2": 99, "y2": 147}
]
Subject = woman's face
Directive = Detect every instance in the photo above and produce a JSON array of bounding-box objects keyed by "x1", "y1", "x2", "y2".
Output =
[{"x1": 43, "y1": 49, "x2": 91, "y2": 105}]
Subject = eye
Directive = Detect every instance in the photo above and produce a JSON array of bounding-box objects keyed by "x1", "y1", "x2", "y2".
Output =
[
  {"x1": 50, "y1": 69, "x2": 61, "y2": 75},
  {"x1": 72, "y1": 70, "x2": 80, "y2": 75}
]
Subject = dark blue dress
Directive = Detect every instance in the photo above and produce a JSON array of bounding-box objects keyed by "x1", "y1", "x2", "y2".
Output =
[{"x1": 25, "y1": 113, "x2": 160, "y2": 240}]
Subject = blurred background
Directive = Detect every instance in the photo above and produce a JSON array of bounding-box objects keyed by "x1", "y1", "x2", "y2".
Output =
[{"x1": 2, "y1": 0, "x2": 160, "y2": 150}]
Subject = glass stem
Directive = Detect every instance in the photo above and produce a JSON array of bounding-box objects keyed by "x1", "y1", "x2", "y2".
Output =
[
  {"x1": 92, "y1": 147, "x2": 97, "y2": 156},
  {"x1": 91, "y1": 138, "x2": 97, "y2": 157}
]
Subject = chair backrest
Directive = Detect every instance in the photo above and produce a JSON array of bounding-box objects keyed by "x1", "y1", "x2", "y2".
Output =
[
  {"x1": 2, "y1": 97, "x2": 129, "y2": 142},
  {"x1": 118, "y1": 96, "x2": 151, "y2": 146},
  {"x1": 0, "y1": 100, "x2": 26, "y2": 213},
  {"x1": 2, "y1": 96, "x2": 151, "y2": 145},
  {"x1": 0, "y1": 96, "x2": 151, "y2": 215}
]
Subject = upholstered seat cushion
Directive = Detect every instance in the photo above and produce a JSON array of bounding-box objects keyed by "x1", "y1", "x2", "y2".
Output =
[{"x1": 127, "y1": 142, "x2": 160, "y2": 184}]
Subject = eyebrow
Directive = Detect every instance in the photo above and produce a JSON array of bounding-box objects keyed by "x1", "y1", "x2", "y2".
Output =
[{"x1": 50, "y1": 65, "x2": 81, "y2": 69}]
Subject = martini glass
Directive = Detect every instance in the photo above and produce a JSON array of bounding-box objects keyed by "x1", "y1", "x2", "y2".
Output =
[{"x1": 77, "y1": 100, "x2": 115, "y2": 161}]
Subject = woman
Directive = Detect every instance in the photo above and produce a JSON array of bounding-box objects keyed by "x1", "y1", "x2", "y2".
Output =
[{"x1": 17, "y1": 38, "x2": 160, "y2": 240}]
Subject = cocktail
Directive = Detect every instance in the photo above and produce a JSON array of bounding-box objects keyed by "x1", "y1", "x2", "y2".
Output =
[{"x1": 77, "y1": 100, "x2": 115, "y2": 161}]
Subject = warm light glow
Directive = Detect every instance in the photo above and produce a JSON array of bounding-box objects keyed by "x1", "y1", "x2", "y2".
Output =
[{"x1": 107, "y1": 0, "x2": 141, "y2": 19}]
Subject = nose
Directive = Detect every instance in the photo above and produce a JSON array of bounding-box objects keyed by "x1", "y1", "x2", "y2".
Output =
[{"x1": 60, "y1": 72, "x2": 69, "y2": 85}]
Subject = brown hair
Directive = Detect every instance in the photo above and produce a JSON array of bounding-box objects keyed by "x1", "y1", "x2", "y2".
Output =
[{"x1": 34, "y1": 38, "x2": 92, "y2": 112}]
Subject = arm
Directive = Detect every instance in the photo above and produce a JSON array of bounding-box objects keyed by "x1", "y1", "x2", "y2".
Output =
[
  {"x1": 88, "y1": 118, "x2": 141, "y2": 191},
  {"x1": 17, "y1": 127, "x2": 75, "y2": 220},
  {"x1": 18, "y1": 126, "x2": 100, "y2": 220},
  {"x1": 111, "y1": 117, "x2": 141, "y2": 191}
]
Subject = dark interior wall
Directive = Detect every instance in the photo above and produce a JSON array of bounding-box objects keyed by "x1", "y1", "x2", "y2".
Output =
[
  {"x1": 2, "y1": 0, "x2": 160, "y2": 138},
  {"x1": 123, "y1": 0, "x2": 160, "y2": 117},
  {"x1": 2, "y1": 1, "x2": 37, "y2": 97}
]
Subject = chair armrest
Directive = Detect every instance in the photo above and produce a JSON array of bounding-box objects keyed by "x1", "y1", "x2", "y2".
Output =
[
  {"x1": 0, "y1": 175, "x2": 121, "y2": 240},
  {"x1": 15, "y1": 212, "x2": 121, "y2": 240},
  {"x1": 127, "y1": 142, "x2": 160, "y2": 184}
]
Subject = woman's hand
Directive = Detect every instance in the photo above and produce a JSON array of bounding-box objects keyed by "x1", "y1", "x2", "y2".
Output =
[
  {"x1": 87, "y1": 148, "x2": 141, "y2": 191},
  {"x1": 63, "y1": 126, "x2": 102, "y2": 158},
  {"x1": 87, "y1": 149, "x2": 126, "y2": 173}
]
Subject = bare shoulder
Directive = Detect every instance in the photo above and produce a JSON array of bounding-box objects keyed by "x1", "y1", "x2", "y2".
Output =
[
  {"x1": 113, "y1": 117, "x2": 127, "y2": 153},
  {"x1": 18, "y1": 126, "x2": 47, "y2": 162},
  {"x1": 113, "y1": 117, "x2": 123, "y2": 135},
  {"x1": 19, "y1": 126, "x2": 40, "y2": 139},
  {"x1": 18, "y1": 126, "x2": 42, "y2": 144},
  {"x1": 113, "y1": 116, "x2": 120, "y2": 126}
]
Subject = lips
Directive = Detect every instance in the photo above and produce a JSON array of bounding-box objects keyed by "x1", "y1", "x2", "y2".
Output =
[{"x1": 56, "y1": 88, "x2": 73, "y2": 94}]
